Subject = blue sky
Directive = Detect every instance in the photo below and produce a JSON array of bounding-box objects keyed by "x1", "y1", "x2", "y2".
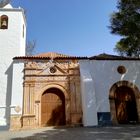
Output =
[{"x1": 12, "y1": 0, "x2": 120, "y2": 57}]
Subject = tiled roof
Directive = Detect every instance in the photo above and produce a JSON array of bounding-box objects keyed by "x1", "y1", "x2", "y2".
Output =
[
  {"x1": 35, "y1": 52, "x2": 70, "y2": 58},
  {"x1": 13, "y1": 52, "x2": 87, "y2": 60},
  {"x1": 13, "y1": 52, "x2": 140, "y2": 61},
  {"x1": 89, "y1": 53, "x2": 140, "y2": 60}
]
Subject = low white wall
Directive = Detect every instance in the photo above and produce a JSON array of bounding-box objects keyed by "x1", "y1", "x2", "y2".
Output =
[
  {"x1": 11, "y1": 61, "x2": 24, "y2": 115},
  {"x1": 0, "y1": 59, "x2": 13, "y2": 128},
  {"x1": 79, "y1": 60, "x2": 98, "y2": 126},
  {"x1": 0, "y1": 61, "x2": 24, "y2": 129},
  {"x1": 79, "y1": 60, "x2": 140, "y2": 126}
]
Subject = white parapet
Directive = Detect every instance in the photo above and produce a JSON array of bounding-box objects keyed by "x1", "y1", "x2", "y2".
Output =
[{"x1": 79, "y1": 60, "x2": 98, "y2": 126}]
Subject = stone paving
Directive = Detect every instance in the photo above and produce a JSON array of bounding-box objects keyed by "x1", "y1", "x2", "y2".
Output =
[{"x1": 1, "y1": 125, "x2": 140, "y2": 140}]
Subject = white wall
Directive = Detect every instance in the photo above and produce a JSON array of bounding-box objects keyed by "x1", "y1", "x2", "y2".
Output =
[
  {"x1": 0, "y1": 11, "x2": 26, "y2": 57},
  {"x1": 0, "y1": 6, "x2": 26, "y2": 129},
  {"x1": 80, "y1": 60, "x2": 98, "y2": 126},
  {"x1": 79, "y1": 60, "x2": 140, "y2": 126},
  {"x1": 11, "y1": 61, "x2": 24, "y2": 115}
]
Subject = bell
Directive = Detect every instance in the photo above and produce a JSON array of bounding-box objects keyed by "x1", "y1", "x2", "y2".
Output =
[{"x1": 1, "y1": 20, "x2": 7, "y2": 29}]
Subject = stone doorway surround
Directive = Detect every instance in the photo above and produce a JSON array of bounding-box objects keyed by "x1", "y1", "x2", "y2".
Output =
[
  {"x1": 18, "y1": 52, "x2": 83, "y2": 129},
  {"x1": 109, "y1": 80, "x2": 140, "y2": 124}
]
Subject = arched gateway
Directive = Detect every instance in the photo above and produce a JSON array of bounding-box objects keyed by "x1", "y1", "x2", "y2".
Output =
[
  {"x1": 41, "y1": 88, "x2": 66, "y2": 126},
  {"x1": 17, "y1": 52, "x2": 82, "y2": 129},
  {"x1": 109, "y1": 81, "x2": 140, "y2": 124}
]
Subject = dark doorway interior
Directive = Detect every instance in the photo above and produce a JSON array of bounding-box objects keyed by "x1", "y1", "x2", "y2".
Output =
[{"x1": 115, "y1": 86, "x2": 138, "y2": 124}]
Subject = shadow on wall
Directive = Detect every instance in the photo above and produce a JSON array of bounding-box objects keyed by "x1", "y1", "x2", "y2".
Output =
[
  {"x1": 0, "y1": 63, "x2": 13, "y2": 130},
  {"x1": 47, "y1": 105, "x2": 66, "y2": 126}
]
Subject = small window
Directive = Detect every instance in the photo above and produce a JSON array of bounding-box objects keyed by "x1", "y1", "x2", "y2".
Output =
[
  {"x1": 117, "y1": 65, "x2": 126, "y2": 74},
  {"x1": 23, "y1": 25, "x2": 24, "y2": 38},
  {"x1": 0, "y1": 15, "x2": 8, "y2": 29},
  {"x1": 49, "y1": 66, "x2": 57, "y2": 74}
]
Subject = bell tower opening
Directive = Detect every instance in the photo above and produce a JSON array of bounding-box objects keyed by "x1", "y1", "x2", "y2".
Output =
[{"x1": 0, "y1": 15, "x2": 8, "y2": 29}]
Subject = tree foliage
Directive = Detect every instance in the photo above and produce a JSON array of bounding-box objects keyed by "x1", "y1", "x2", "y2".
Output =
[
  {"x1": 109, "y1": 0, "x2": 140, "y2": 57},
  {"x1": 26, "y1": 40, "x2": 36, "y2": 56}
]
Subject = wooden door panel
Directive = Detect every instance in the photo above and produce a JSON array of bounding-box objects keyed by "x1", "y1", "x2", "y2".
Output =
[
  {"x1": 41, "y1": 91, "x2": 65, "y2": 126},
  {"x1": 115, "y1": 86, "x2": 138, "y2": 124},
  {"x1": 116, "y1": 101, "x2": 128, "y2": 123}
]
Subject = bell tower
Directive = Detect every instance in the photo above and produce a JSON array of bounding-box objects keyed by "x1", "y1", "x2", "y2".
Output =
[
  {"x1": 0, "y1": 4, "x2": 26, "y2": 56},
  {"x1": 0, "y1": 3, "x2": 26, "y2": 129}
]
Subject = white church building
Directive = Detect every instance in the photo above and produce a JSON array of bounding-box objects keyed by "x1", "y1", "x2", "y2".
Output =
[
  {"x1": 0, "y1": 4, "x2": 26, "y2": 130},
  {"x1": 1, "y1": 4, "x2": 140, "y2": 130}
]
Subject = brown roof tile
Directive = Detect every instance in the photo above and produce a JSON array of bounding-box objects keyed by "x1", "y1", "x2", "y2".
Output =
[
  {"x1": 13, "y1": 52, "x2": 87, "y2": 60},
  {"x1": 35, "y1": 52, "x2": 70, "y2": 58},
  {"x1": 13, "y1": 53, "x2": 140, "y2": 61},
  {"x1": 89, "y1": 53, "x2": 140, "y2": 60}
]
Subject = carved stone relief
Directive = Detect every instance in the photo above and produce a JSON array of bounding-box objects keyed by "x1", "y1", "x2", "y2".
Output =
[{"x1": 22, "y1": 59, "x2": 82, "y2": 128}]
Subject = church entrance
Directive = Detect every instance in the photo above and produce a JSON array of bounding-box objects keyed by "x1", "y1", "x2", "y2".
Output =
[
  {"x1": 41, "y1": 88, "x2": 66, "y2": 126},
  {"x1": 114, "y1": 86, "x2": 138, "y2": 124}
]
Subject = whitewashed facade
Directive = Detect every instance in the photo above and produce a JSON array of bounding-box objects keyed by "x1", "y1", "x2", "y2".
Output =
[
  {"x1": 0, "y1": 4, "x2": 26, "y2": 130},
  {"x1": 79, "y1": 58, "x2": 140, "y2": 126},
  {"x1": 1, "y1": 3, "x2": 140, "y2": 131}
]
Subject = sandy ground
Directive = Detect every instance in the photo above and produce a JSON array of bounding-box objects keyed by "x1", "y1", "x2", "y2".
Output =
[{"x1": 0, "y1": 125, "x2": 140, "y2": 140}]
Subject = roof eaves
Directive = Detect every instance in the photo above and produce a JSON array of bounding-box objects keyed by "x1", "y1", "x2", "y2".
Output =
[
  {"x1": 13, "y1": 56, "x2": 88, "y2": 60},
  {"x1": 89, "y1": 57, "x2": 140, "y2": 60}
]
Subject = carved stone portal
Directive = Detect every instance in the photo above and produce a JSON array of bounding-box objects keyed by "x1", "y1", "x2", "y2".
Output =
[{"x1": 21, "y1": 58, "x2": 82, "y2": 129}]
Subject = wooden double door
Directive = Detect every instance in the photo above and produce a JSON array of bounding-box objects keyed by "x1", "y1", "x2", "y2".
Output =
[
  {"x1": 115, "y1": 86, "x2": 138, "y2": 124},
  {"x1": 41, "y1": 88, "x2": 66, "y2": 126}
]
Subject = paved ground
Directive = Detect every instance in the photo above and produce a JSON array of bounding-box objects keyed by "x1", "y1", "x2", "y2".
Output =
[{"x1": 1, "y1": 125, "x2": 140, "y2": 140}]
